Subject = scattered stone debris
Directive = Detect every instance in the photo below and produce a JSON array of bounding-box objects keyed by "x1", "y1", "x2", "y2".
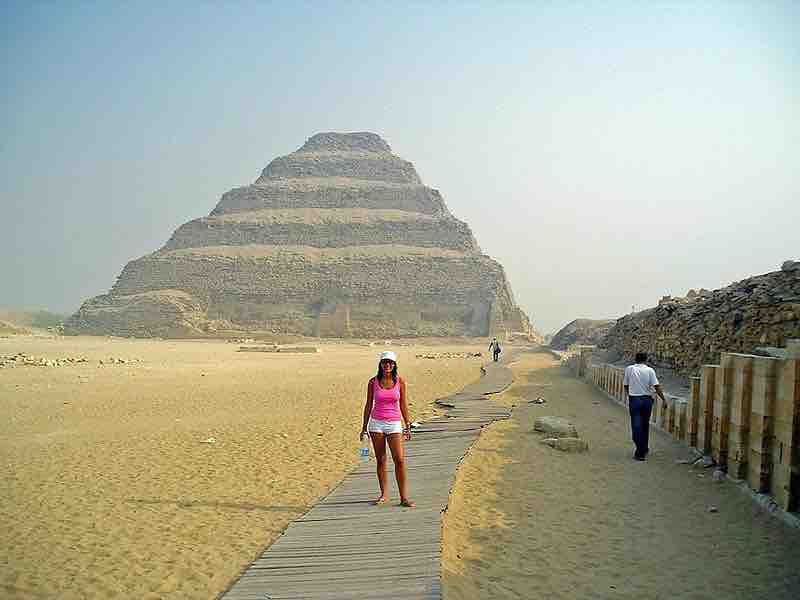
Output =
[
  {"x1": 529, "y1": 397, "x2": 546, "y2": 404},
  {"x1": 708, "y1": 505, "x2": 719, "y2": 513},
  {"x1": 200, "y1": 437, "x2": 217, "y2": 444},
  {"x1": 0, "y1": 353, "x2": 92, "y2": 368},
  {"x1": 98, "y1": 357, "x2": 140, "y2": 365},
  {"x1": 415, "y1": 352, "x2": 482, "y2": 359},
  {"x1": 533, "y1": 416, "x2": 578, "y2": 438},
  {"x1": 541, "y1": 437, "x2": 589, "y2": 453}
]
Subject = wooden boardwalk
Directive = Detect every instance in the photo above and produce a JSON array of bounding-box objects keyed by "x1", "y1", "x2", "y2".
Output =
[{"x1": 220, "y1": 358, "x2": 515, "y2": 600}]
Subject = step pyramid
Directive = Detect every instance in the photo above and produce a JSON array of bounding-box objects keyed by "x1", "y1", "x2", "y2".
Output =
[{"x1": 66, "y1": 132, "x2": 531, "y2": 338}]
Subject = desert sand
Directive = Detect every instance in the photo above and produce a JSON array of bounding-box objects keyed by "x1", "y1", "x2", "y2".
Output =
[
  {"x1": 442, "y1": 351, "x2": 800, "y2": 599},
  {"x1": 1, "y1": 335, "x2": 484, "y2": 599}
]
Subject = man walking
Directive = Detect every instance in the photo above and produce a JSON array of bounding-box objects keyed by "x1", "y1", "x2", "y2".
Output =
[
  {"x1": 488, "y1": 337, "x2": 502, "y2": 362},
  {"x1": 623, "y1": 352, "x2": 667, "y2": 461}
]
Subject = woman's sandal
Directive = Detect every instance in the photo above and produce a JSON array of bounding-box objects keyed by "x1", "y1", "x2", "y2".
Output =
[
  {"x1": 374, "y1": 496, "x2": 389, "y2": 506},
  {"x1": 399, "y1": 499, "x2": 416, "y2": 508}
]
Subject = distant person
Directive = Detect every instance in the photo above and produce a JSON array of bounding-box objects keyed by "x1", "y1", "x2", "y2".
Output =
[
  {"x1": 488, "y1": 337, "x2": 502, "y2": 362},
  {"x1": 360, "y1": 351, "x2": 415, "y2": 507},
  {"x1": 623, "y1": 352, "x2": 667, "y2": 461}
]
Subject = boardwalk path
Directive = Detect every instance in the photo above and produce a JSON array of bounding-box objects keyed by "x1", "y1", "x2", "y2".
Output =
[{"x1": 220, "y1": 357, "x2": 515, "y2": 600}]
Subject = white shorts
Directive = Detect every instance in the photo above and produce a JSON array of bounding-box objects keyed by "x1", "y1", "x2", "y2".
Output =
[{"x1": 367, "y1": 418, "x2": 403, "y2": 435}]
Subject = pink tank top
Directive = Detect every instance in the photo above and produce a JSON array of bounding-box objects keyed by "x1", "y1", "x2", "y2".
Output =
[{"x1": 371, "y1": 377, "x2": 401, "y2": 421}]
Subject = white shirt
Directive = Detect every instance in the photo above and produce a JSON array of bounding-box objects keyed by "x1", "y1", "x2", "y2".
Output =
[{"x1": 623, "y1": 363, "x2": 659, "y2": 396}]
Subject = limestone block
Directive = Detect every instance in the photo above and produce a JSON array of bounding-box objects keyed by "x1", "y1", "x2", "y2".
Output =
[
  {"x1": 712, "y1": 354, "x2": 736, "y2": 468},
  {"x1": 748, "y1": 417, "x2": 773, "y2": 493},
  {"x1": 533, "y1": 416, "x2": 578, "y2": 438},
  {"x1": 666, "y1": 397, "x2": 677, "y2": 435},
  {"x1": 772, "y1": 419, "x2": 796, "y2": 511},
  {"x1": 771, "y1": 358, "x2": 800, "y2": 511},
  {"x1": 541, "y1": 437, "x2": 589, "y2": 453},
  {"x1": 747, "y1": 356, "x2": 780, "y2": 492},
  {"x1": 752, "y1": 356, "x2": 780, "y2": 415},
  {"x1": 675, "y1": 399, "x2": 688, "y2": 441},
  {"x1": 729, "y1": 354, "x2": 754, "y2": 427},
  {"x1": 688, "y1": 377, "x2": 701, "y2": 447},
  {"x1": 728, "y1": 424, "x2": 750, "y2": 480},
  {"x1": 697, "y1": 365, "x2": 718, "y2": 454}
]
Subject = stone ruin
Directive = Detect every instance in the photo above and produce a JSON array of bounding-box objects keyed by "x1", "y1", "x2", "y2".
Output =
[
  {"x1": 548, "y1": 318, "x2": 617, "y2": 351},
  {"x1": 66, "y1": 132, "x2": 532, "y2": 339},
  {"x1": 602, "y1": 262, "x2": 800, "y2": 375}
]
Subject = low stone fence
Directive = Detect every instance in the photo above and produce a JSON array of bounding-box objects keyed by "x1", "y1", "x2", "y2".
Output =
[{"x1": 564, "y1": 341, "x2": 800, "y2": 514}]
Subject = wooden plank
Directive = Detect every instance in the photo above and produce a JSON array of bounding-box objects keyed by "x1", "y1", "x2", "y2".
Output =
[{"x1": 219, "y1": 356, "x2": 516, "y2": 600}]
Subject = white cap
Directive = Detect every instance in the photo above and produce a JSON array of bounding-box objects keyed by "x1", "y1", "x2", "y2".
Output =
[{"x1": 378, "y1": 350, "x2": 398, "y2": 363}]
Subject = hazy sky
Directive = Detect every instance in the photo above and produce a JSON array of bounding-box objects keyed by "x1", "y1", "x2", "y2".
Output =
[{"x1": 2, "y1": 1, "x2": 798, "y2": 334}]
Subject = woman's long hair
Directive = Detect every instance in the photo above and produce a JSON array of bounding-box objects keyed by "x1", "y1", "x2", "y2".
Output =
[{"x1": 375, "y1": 360, "x2": 398, "y2": 384}]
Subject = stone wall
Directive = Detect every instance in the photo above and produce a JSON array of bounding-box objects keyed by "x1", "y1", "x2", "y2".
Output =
[
  {"x1": 566, "y1": 341, "x2": 800, "y2": 515},
  {"x1": 601, "y1": 265, "x2": 800, "y2": 375}
]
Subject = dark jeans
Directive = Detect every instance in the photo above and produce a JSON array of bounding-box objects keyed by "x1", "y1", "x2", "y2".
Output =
[
  {"x1": 493, "y1": 350, "x2": 500, "y2": 362},
  {"x1": 628, "y1": 395, "x2": 654, "y2": 458}
]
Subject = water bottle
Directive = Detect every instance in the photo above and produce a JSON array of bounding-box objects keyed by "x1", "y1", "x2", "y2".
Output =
[{"x1": 359, "y1": 434, "x2": 370, "y2": 462}]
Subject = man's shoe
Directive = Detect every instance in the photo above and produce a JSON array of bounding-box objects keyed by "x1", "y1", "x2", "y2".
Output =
[{"x1": 633, "y1": 454, "x2": 646, "y2": 461}]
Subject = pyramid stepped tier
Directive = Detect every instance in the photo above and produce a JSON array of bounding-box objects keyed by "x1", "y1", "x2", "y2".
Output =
[
  {"x1": 163, "y1": 209, "x2": 479, "y2": 252},
  {"x1": 66, "y1": 132, "x2": 532, "y2": 338},
  {"x1": 257, "y1": 132, "x2": 420, "y2": 184},
  {"x1": 258, "y1": 152, "x2": 421, "y2": 184},
  {"x1": 211, "y1": 179, "x2": 447, "y2": 216}
]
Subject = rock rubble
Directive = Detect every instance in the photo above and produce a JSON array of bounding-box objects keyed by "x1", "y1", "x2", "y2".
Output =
[
  {"x1": 0, "y1": 353, "x2": 141, "y2": 368},
  {"x1": 602, "y1": 264, "x2": 800, "y2": 374}
]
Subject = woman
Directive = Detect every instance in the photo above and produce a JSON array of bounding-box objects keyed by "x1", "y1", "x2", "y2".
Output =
[{"x1": 360, "y1": 350, "x2": 415, "y2": 507}]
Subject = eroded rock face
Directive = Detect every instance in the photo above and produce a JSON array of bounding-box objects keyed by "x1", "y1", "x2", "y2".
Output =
[
  {"x1": 66, "y1": 132, "x2": 531, "y2": 338},
  {"x1": 601, "y1": 267, "x2": 800, "y2": 375},
  {"x1": 549, "y1": 319, "x2": 617, "y2": 350}
]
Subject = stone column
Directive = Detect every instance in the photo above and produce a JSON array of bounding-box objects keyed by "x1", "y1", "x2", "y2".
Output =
[
  {"x1": 712, "y1": 353, "x2": 735, "y2": 470},
  {"x1": 688, "y1": 377, "x2": 701, "y2": 448},
  {"x1": 697, "y1": 365, "x2": 718, "y2": 455},
  {"x1": 728, "y1": 354, "x2": 754, "y2": 480},
  {"x1": 666, "y1": 396, "x2": 677, "y2": 435},
  {"x1": 676, "y1": 399, "x2": 688, "y2": 441},
  {"x1": 749, "y1": 356, "x2": 780, "y2": 493},
  {"x1": 772, "y1": 352, "x2": 800, "y2": 512}
]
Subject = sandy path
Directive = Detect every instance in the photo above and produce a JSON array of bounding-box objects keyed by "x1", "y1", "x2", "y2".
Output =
[
  {"x1": 1, "y1": 336, "x2": 484, "y2": 599},
  {"x1": 442, "y1": 350, "x2": 800, "y2": 599}
]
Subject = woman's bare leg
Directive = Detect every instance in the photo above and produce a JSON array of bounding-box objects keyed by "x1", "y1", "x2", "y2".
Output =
[
  {"x1": 387, "y1": 433, "x2": 414, "y2": 507},
  {"x1": 369, "y1": 432, "x2": 389, "y2": 503}
]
